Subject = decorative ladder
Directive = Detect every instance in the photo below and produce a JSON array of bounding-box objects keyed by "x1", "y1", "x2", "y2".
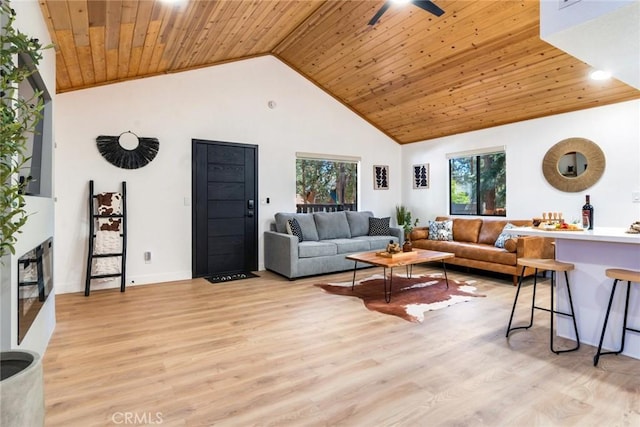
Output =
[{"x1": 85, "y1": 180, "x2": 127, "y2": 296}]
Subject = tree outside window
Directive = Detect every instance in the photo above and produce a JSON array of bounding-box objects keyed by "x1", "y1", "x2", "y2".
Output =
[
  {"x1": 450, "y1": 152, "x2": 506, "y2": 216},
  {"x1": 296, "y1": 158, "x2": 358, "y2": 210}
]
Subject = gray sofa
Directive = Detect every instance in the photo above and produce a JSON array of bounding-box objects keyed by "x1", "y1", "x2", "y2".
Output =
[{"x1": 264, "y1": 211, "x2": 403, "y2": 279}]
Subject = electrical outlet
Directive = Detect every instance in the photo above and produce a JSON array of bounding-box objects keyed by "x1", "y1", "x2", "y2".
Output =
[
  {"x1": 144, "y1": 251, "x2": 151, "y2": 264},
  {"x1": 632, "y1": 191, "x2": 640, "y2": 203}
]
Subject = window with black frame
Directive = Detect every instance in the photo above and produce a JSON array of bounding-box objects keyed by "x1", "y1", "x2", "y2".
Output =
[
  {"x1": 449, "y1": 150, "x2": 506, "y2": 216},
  {"x1": 295, "y1": 153, "x2": 359, "y2": 213}
]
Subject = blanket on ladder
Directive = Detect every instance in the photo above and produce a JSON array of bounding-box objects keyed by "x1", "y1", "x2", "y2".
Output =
[{"x1": 93, "y1": 192, "x2": 122, "y2": 281}]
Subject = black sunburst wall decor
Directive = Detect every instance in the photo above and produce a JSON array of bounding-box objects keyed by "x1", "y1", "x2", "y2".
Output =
[{"x1": 96, "y1": 131, "x2": 159, "y2": 169}]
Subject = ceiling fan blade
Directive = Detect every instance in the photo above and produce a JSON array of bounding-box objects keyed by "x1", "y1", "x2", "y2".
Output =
[
  {"x1": 413, "y1": 0, "x2": 445, "y2": 17},
  {"x1": 368, "y1": 1, "x2": 392, "y2": 25}
]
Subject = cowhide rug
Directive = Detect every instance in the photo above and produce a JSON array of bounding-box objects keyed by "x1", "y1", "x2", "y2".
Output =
[{"x1": 315, "y1": 274, "x2": 485, "y2": 323}]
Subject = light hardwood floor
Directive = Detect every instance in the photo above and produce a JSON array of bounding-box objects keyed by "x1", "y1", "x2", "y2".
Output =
[{"x1": 43, "y1": 266, "x2": 639, "y2": 427}]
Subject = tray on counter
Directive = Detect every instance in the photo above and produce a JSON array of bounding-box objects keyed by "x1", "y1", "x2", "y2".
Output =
[{"x1": 535, "y1": 225, "x2": 584, "y2": 231}]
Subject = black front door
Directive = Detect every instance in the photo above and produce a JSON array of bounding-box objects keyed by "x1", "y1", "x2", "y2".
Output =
[{"x1": 192, "y1": 139, "x2": 258, "y2": 278}]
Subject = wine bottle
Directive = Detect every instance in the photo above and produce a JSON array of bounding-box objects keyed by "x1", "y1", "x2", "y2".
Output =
[{"x1": 582, "y1": 195, "x2": 593, "y2": 230}]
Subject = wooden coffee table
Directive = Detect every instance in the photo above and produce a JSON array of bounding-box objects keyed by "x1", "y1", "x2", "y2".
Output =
[{"x1": 346, "y1": 249, "x2": 455, "y2": 303}]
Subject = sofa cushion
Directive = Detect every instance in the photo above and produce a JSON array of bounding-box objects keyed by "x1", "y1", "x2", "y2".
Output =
[
  {"x1": 369, "y1": 217, "x2": 391, "y2": 236},
  {"x1": 352, "y1": 235, "x2": 399, "y2": 251},
  {"x1": 478, "y1": 220, "x2": 508, "y2": 245},
  {"x1": 428, "y1": 220, "x2": 453, "y2": 241},
  {"x1": 412, "y1": 239, "x2": 517, "y2": 266},
  {"x1": 346, "y1": 211, "x2": 373, "y2": 237},
  {"x1": 275, "y1": 213, "x2": 319, "y2": 241},
  {"x1": 298, "y1": 241, "x2": 337, "y2": 258},
  {"x1": 314, "y1": 211, "x2": 351, "y2": 240},
  {"x1": 453, "y1": 218, "x2": 483, "y2": 243},
  {"x1": 478, "y1": 219, "x2": 532, "y2": 245},
  {"x1": 274, "y1": 212, "x2": 294, "y2": 233},
  {"x1": 286, "y1": 218, "x2": 304, "y2": 242},
  {"x1": 412, "y1": 239, "x2": 462, "y2": 254},
  {"x1": 327, "y1": 238, "x2": 371, "y2": 254},
  {"x1": 368, "y1": 235, "x2": 397, "y2": 251},
  {"x1": 456, "y1": 243, "x2": 517, "y2": 266},
  {"x1": 410, "y1": 227, "x2": 429, "y2": 240},
  {"x1": 495, "y1": 223, "x2": 517, "y2": 248}
]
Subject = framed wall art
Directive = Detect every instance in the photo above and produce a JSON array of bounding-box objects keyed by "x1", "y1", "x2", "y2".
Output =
[
  {"x1": 373, "y1": 165, "x2": 389, "y2": 190},
  {"x1": 413, "y1": 163, "x2": 429, "y2": 189}
]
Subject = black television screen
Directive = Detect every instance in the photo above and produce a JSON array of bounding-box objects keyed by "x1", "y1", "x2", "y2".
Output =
[{"x1": 17, "y1": 237, "x2": 53, "y2": 344}]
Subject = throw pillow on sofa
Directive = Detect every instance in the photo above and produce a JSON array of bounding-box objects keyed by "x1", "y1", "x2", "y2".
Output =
[
  {"x1": 503, "y1": 237, "x2": 518, "y2": 252},
  {"x1": 369, "y1": 217, "x2": 390, "y2": 236},
  {"x1": 428, "y1": 220, "x2": 453, "y2": 241},
  {"x1": 495, "y1": 223, "x2": 517, "y2": 248},
  {"x1": 286, "y1": 218, "x2": 304, "y2": 242}
]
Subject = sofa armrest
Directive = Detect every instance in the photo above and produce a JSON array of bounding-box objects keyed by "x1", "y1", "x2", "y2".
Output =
[
  {"x1": 264, "y1": 231, "x2": 299, "y2": 278},
  {"x1": 516, "y1": 236, "x2": 553, "y2": 259},
  {"x1": 389, "y1": 226, "x2": 404, "y2": 243}
]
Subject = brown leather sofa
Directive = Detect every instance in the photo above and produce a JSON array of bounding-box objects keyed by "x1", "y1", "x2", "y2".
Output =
[{"x1": 409, "y1": 216, "x2": 554, "y2": 285}]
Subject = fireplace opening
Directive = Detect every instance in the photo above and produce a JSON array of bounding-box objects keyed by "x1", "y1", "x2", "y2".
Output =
[{"x1": 17, "y1": 237, "x2": 53, "y2": 344}]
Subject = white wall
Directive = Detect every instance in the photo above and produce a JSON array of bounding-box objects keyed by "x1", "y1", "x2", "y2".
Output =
[
  {"x1": 0, "y1": 0, "x2": 56, "y2": 355},
  {"x1": 54, "y1": 53, "x2": 640, "y2": 296},
  {"x1": 402, "y1": 100, "x2": 640, "y2": 227},
  {"x1": 54, "y1": 56, "x2": 401, "y2": 294}
]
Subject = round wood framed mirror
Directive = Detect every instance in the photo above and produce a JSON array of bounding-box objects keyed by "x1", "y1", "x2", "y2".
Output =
[{"x1": 542, "y1": 138, "x2": 605, "y2": 192}]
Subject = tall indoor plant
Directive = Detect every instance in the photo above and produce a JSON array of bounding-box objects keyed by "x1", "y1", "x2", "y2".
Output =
[
  {"x1": 395, "y1": 205, "x2": 419, "y2": 250},
  {"x1": 0, "y1": 0, "x2": 50, "y2": 256}
]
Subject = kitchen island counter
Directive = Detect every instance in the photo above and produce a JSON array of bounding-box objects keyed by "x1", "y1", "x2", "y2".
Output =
[{"x1": 513, "y1": 226, "x2": 640, "y2": 360}]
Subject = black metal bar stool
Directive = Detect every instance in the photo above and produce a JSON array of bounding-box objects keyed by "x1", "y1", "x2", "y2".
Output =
[
  {"x1": 593, "y1": 268, "x2": 640, "y2": 366},
  {"x1": 506, "y1": 258, "x2": 580, "y2": 354}
]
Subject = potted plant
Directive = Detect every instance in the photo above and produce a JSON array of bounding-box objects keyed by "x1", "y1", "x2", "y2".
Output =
[
  {"x1": 0, "y1": 0, "x2": 51, "y2": 257},
  {"x1": 1, "y1": 350, "x2": 44, "y2": 426},
  {"x1": 395, "y1": 205, "x2": 419, "y2": 251}
]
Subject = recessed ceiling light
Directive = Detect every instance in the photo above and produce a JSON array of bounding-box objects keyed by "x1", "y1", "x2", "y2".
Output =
[{"x1": 590, "y1": 70, "x2": 612, "y2": 81}]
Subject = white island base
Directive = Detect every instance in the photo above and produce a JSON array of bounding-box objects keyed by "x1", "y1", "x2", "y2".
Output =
[{"x1": 514, "y1": 227, "x2": 640, "y2": 360}]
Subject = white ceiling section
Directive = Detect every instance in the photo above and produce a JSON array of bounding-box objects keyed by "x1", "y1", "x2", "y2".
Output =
[{"x1": 540, "y1": 0, "x2": 640, "y2": 89}]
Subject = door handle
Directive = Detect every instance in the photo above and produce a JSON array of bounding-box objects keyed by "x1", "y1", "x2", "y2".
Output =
[{"x1": 247, "y1": 199, "x2": 254, "y2": 209}]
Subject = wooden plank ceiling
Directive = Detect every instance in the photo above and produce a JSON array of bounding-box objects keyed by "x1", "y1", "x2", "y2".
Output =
[{"x1": 39, "y1": 0, "x2": 640, "y2": 144}]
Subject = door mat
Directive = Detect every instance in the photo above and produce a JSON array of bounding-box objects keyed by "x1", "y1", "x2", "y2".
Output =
[{"x1": 205, "y1": 272, "x2": 259, "y2": 284}]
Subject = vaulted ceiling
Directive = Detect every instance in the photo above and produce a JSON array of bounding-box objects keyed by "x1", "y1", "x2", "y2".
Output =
[{"x1": 38, "y1": 0, "x2": 640, "y2": 144}]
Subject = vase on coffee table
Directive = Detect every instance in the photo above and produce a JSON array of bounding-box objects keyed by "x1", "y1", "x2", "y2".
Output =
[{"x1": 403, "y1": 235, "x2": 412, "y2": 252}]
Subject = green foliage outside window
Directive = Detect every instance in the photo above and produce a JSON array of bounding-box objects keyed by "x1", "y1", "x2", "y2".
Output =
[
  {"x1": 450, "y1": 181, "x2": 470, "y2": 204},
  {"x1": 296, "y1": 159, "x2": 357, "y2": 206},
  {"x1": 450, "y1": 152, "x2": 506, "y2": 216}
]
